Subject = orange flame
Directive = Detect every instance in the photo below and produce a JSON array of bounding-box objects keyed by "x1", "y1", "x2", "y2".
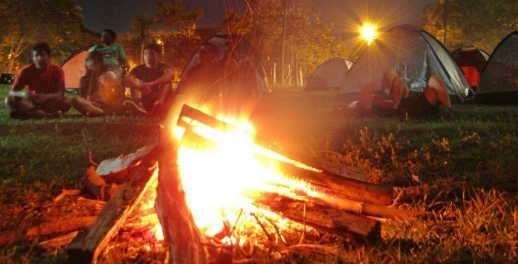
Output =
[{"x1": 173, "y1": 111, "x2": 323, "y2": 239}]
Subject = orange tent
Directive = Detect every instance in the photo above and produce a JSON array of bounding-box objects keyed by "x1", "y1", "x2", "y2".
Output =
[{"x1": 61, "y1": 49, "x2": 89, "y2": 90}]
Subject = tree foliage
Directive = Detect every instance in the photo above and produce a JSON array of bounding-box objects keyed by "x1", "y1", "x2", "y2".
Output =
[
  {"x1": 422, "y1": 0, "x2": 518, "y2": 52},
  {"x1": 120, "y1": 0, "x2": 204, "y2": 74},
  {"x1": 132, "y1": 14, "x2": 156, "y2": 64},
  {"x1": 0, "y1": 0, "x2": 96, "y2": 73},
  {"x1": 223, "y1": 0, "x2": 346, "y2": 76},
  {"x1": 155, "y1": 0, "x2": 204, "y2": 72}
]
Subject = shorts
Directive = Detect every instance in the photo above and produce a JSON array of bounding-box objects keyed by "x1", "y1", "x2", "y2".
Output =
[
  {"x1": 399, "y1": 91, "x2": 439, "y2": 117},
  {"x1": 7, "y1": 96, "x2": 71, "y2": 119}
]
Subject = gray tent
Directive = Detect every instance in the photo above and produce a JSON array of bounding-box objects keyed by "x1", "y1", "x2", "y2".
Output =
[
  {"x1": 338, "y1": 25, "x2": 471, "y2": 102},
  {"x1": 176, "y1": 32, "x2": 270, "y2": 118},
  {"x1": 451, "y1": 47, "x2": 489, "y2": 87},
  {"x1": 305, "y1": 57, "x2": 353, "y2": 91},
  {"x1": 475, "y1": 31, "x2": 518, "y2": 104}
]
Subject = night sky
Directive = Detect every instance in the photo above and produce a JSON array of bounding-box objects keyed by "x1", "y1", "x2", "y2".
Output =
[{"x1": 77, "y1": 0, "x2": 437, "y2": 35}]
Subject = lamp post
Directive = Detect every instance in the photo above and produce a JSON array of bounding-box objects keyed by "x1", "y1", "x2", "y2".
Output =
[
  {"x1": 157, "y1": 39, "x2": 165, "y2": 62},
  {"x1": 281, "y1": 0, "x2": 288, "y2": 85},
  {"x1": 443, "y1": 0, "x2": 449, "y2": 47}
]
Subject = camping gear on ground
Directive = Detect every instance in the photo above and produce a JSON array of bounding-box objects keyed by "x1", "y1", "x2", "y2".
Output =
[
  {"x1": 337, "y1": 25, "x2": 471, "y2": 103},
  {"x1": 0, "y1": 73, "x2": 15, "y2": 85},
  {"x1": 474, "y1": 31, "x2": 518, "y2": 104},
  {"x1": 305, "y1": 57, "x2": 353, "y2": 91},
  {"x1": 451, "y1": 47, "x2": 489, "y2": 88}
]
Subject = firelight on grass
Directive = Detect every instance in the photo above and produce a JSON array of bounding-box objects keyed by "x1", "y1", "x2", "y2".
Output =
[{"x1": 361, "y1": 23, "x2": 377, "y2": 45}]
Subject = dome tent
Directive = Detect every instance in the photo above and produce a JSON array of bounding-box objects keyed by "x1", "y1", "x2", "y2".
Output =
[
  {"x1": 175, "y1": 32, "x2": 270, "y2": 119},
  {"x1": 475, "y1": 31, "x2": 518, "y2": 104},
  {"x1": 61, "y1": 48, "x2": 90, "y2": 92},
  {"x1": 337, "y1": 25, "x2": 471, "y2": 103},
  {"x1": 305, "y1": 57, "x2": 353, "y2": 91},
  {"x1": 451, "y1": 47, "x2": 489, "y2": 87}
]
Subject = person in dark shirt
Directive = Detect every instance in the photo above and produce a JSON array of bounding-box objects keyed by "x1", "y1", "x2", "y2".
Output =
[
  {"x1": 124, "y1": 44, "x2": 174, "y2": 115},
  {"x1": 6, "y1": 43, "x2": 71, "y2": 119},
  {"x1": 72, "y1": 51, "x2": 123, "y2": 116}
]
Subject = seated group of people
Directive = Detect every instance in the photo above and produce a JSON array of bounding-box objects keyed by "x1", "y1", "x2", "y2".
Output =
[{"x1": 6, "y1": 29, "x2": 173, "y2": 119}]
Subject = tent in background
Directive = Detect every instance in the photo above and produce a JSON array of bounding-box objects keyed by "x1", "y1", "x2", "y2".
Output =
[
  {"x1": 305, "y1": 57, "x2": 353, "y2": 91},
  {"x1": 337, "y1": 25, "x2": 471, "y2": 103},
  {"x1": 451, "y1": 47, "x2": 489, "y2": 88},
  {"x1": 61, "y1": 49, "x2": 89, "y2": 92},
  {"x1": 475, "y1": 31, "x2": 518, "y2": 104},
  {"x1": 176, "y1": 32, "x2": 270, "y2": 119}
]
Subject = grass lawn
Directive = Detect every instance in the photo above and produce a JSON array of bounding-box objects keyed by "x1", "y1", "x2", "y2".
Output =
[{"x1": 1, "y1": 83, "x2": 517, "y2": 263}]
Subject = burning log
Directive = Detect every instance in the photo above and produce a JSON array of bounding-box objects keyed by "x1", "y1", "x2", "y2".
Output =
[
  {"x1": 67, "y1": 148, "x2": 158, "y2": 264},
  {"x1": 0, "y1": 216, "x2": 96, "y2": 246},
  {"x1": 53, "y1": 189, "x2": 81, "y2": 203},
  {"x1": 177, "y1": 104, "x2": 392, "y2": 206},
  {"x1": 255, "y1": 194, "x2": 381, "y2": 241},
  {"x1": 155, "y1": 138, "x2": 209, "y2": 264},
  {"x1": 314, "y1": 158, "x2": 367, "y2": 182},
  {"x1": 270, "y1": 158, "x2": 392, "y2": 206},
  {"x1": 39, "y1": 231, "x2": 79, "y2": 249},
  {"x1": 315, "y1": 196, "x2": 421, "y2": 219},
  {"x1": 27, "y1": 216, "x2": 97, "y2": 238}
]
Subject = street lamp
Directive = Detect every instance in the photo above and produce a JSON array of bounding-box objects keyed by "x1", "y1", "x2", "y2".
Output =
[
  {"x1": 360, "y1": 23, "x2": 377, "y2": 45},
  {"x1": 156, "y1": 39, "x2": 165, "y2": 61}
]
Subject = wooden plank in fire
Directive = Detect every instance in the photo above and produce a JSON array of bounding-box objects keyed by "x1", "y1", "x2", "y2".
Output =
[
  {"x1": 255, "y1": 193, "x2": 381, "y2": 241},
  {"x1": 67, "y1": 148, "x2": 158, "y2": 264},
  {"x1": 155, "y1": 136, "x2": 209, "y2": 264},
  {"x1": 273, "y1": 159, "x2": 392, "y2": 206},
  {"x1": 177, "y1": 104, "x2": 392, "y2": 206},
  {"x1": 178, "y1": 104, "x2": 367, "y2": 184}
]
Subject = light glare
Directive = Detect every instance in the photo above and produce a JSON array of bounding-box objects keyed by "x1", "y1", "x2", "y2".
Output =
[{"x1": 361, "y1": 24, "x2": 377, "y2": 45}]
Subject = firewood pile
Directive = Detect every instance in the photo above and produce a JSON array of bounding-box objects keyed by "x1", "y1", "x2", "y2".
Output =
[
  {"x1": 66, "y1": 105, "x2": 420, "y2": 263},
  {"x1": 1, "y1": 104, "x2": 421, "y2": 264}
]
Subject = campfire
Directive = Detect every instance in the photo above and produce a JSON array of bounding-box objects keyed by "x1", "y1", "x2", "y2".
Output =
[{"x1": 66, "y1": 104, "x2": 417, "y2": 264}]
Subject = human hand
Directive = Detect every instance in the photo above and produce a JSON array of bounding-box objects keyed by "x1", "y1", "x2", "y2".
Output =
[
  {"x1": 140, "y1": 83, "x2": 154, "y2": 94},
  {"x1": 154, "y1": 99, "x2": 164, "y2": 107},
  {"x1": 28, "y1": 90, "x2": 38, "y2": 100},
  {"x1": 122, "y1": 65, "x2": 130, "y2": 74}
]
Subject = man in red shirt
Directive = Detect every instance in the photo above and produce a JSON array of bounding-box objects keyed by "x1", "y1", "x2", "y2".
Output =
[{"x1": 6, "y1": 43, "x2": 71, "y2": 119}]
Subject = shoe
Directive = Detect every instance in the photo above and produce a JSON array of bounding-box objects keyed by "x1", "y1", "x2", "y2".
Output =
[
  {"x1": 442, "y1": 108, "x2": 455, "y2": 120},
  {"x1": 347, "y1": 101, "x2": 366, "y2": 116},
  {"x1": 123, "y1": 100, "x2": 148, "y2": 115},
  {"x1": 50, "y1": 110, "x2": 63, "y2": 119},
  {"x1": 9, "y1": 111, "x2": 29, "y2": 120},
  {"x1": 383, "y1": 108, "x2": 399, "y2": 117}
]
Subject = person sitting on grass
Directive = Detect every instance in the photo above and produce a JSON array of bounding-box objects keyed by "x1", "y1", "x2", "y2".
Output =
[
  {"x1": 72, "y1": 51, "x2": 123, "y2": 116},
  {"x1": 124, "y1": 43, "x2": 174, "y2": 116},
  {"x1": 357, "y1": 69, "x2": 454, "y2": 118},
  {"x1": 5, "y1": 43, "x2": 71, "y2": 119}
]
